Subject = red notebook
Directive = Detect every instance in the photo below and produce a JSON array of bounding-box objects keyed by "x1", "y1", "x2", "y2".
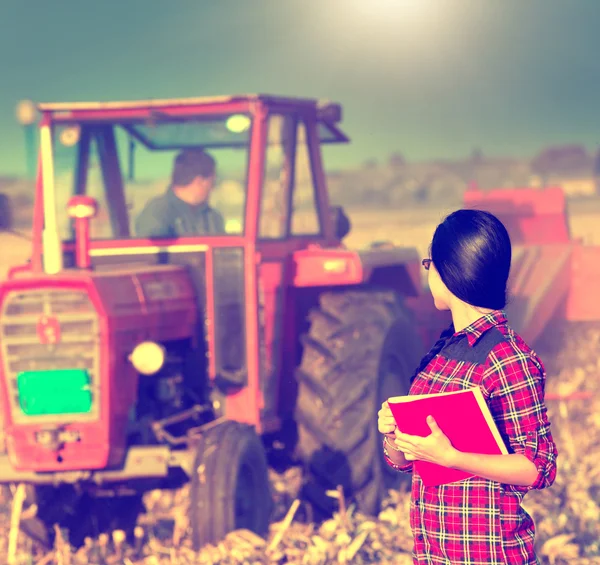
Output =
[{"x1": 387, "y1": 386, "x2": 508, "y2": 487}]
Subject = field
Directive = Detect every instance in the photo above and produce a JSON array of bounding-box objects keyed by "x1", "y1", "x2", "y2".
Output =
[
  {"x1": 1, "y1": 204, "x2": 600, "y2": 563},
  {"x1": 344, "y1": 200, "x2": 600, "y2": 254},
  {"x1": 5, "y1": 200, "x2": 600, "y2": 277}
]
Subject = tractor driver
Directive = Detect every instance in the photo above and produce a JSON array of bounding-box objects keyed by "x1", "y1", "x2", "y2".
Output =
[{"x1": 135, "y1": 149, "x2": 226, "y2": 237}]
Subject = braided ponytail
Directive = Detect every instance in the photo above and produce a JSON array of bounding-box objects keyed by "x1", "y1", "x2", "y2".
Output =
[{"x1": 409, "y1": 323, "x2": 455, "y2": 386}]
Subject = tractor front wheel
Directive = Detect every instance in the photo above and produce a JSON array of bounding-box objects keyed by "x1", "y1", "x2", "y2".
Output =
[
  {"x1": 294, "y1": 289, "x2": 423, "y2": 518},
  {"x1": 189, "y1": 420, "x2": 273, "y2": 551}
]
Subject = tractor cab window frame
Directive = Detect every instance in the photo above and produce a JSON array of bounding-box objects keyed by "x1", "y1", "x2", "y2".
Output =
[
  {"x1": 288, "y1": 119, "x2": 323, "y2": 237},
  {"x1": 258, "y1": 115, "x2": 324, "y2": 240},
  {"x1": 259, "y1": 114, "x2": 296, "y2": 240},
  {"x1": 51, "y1": 116, "x2": 252, "y2": 244}
]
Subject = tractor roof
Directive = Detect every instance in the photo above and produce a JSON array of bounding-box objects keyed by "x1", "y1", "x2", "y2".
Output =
[
  {"x1": 35, "y1": 93, "x2": 347, "y2": 143},
  {"x1": 36, "y1": 94, "x2": 333, "y2": 113}
]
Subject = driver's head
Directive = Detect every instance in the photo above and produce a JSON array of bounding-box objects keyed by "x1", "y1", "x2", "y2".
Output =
[{"x1": 172, "y1": 149, "x2": 216, "y2": 205}]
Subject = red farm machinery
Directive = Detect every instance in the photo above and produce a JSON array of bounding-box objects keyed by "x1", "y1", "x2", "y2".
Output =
[
  {"x1": 0, "y1": 94, "x2": 595, "y2": 549},
  {"x1": 408, "y1": 184, "x2": 600, "y2": 351}
]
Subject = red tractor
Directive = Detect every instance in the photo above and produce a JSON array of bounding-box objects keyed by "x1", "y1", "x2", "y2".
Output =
[
  {"x1": 0, "y1": 95, "x2": 426, "y2": 548},
  {"x1": 408, "y1": 183, "x2": 600, "y2": 351}
]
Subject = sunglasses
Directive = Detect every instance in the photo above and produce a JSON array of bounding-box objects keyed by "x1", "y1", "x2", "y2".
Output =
[{"x1": 422, "y1": 258, "x2": 432, "y2": 270}]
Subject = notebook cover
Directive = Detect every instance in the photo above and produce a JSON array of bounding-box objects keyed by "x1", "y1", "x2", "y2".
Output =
[{"x1": 387, "y1": 387, "x2": 507, "y2": 487}]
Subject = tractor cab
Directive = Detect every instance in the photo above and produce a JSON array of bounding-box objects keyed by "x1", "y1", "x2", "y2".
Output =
[{"x1": 27, "y1": 95, "x2": 349, "y2": 275}]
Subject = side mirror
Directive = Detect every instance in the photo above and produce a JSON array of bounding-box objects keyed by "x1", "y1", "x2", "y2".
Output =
[
  {"x1": 0, "y1": 193, "x2": 14, "y2": 231},
  {"x1": 317, "y1": 101, "x2": 342, "y2": 124},
  {"x1": 331, "y1": 205, "x2": 351, "y2": 240}
]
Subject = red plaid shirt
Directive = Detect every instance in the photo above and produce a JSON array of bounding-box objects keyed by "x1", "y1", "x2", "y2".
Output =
[{"x1": 384, "y1": 310, "x2": 558, "y2": 564}]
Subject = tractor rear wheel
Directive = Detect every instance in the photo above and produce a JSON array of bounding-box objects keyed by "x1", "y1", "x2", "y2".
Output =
[
  {"x1": 294, "y1": 289, "x2": 423, "y2": 518},
  {"x1": 189, "y1": 420, "x2": 273, "y2": 551}
]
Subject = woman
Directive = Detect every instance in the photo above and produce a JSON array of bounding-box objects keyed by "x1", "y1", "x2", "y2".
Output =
[{"x1": 378, "y1": 209, "x2": 558, "y2": 564}]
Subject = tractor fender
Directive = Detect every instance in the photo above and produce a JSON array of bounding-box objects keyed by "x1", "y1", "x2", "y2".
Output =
[{"x1": 291, "y1": 245, "x2": 422, "y2": 297}]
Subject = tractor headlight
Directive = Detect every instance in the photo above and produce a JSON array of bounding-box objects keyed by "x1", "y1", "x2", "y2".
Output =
[{"x1": 129, "y1": 341, "x2": 166, "y2": 376}]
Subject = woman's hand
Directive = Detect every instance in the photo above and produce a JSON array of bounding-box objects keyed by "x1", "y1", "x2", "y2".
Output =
[
  {"x1": 393, "y1": 415, "x2": 459, "y2": 468},
  {"x1": 378, "y1": 401, "x2": 417, "y2": 462},
  {"x1": 377, "y1": 401, "x2": 397, "y2": 437}
]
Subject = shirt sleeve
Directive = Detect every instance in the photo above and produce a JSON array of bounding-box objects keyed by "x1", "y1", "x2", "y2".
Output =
[
  {"x1": 382, "y1": 438, "x2": 413, "y2": 474},
  {"x1": 483, "y1": 342, "x2": 558, "y2": 493}
]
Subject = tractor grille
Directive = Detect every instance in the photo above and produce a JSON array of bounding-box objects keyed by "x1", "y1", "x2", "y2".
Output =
[{"x1": 0, "y1": 289, "x2": 101, "y2": 424}]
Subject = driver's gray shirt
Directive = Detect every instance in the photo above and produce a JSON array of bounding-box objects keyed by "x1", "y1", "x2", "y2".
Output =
[{"x1": 135, "y1": 187, "x2": 226, "y2": 237}]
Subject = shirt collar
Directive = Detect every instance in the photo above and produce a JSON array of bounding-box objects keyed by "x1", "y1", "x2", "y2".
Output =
[{"x1": 455, "y1": 309, "x2": 507, "y2": 347}]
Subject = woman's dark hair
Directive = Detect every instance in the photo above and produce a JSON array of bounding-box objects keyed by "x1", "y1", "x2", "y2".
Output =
[
  {"x1": 408, "y1": 209, "x2": 511, "y2": 386},
  {"x1": 432, "y1": 208, "x2": 511, "y2": 310}
]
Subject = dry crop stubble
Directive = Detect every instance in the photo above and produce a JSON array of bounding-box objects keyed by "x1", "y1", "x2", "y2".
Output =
[{"x1": 2, "y1": 327, "x2": 600, "y2": 562}]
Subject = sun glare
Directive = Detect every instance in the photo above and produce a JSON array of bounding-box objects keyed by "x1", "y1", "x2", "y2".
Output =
[{"x1": 347, "y1": 0, "x2": 439, "y2": 21}]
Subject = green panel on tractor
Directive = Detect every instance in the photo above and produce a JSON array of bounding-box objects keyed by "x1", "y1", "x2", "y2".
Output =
[{"x1": 17, "y1": 369, "x2": 92, "y2": 416}]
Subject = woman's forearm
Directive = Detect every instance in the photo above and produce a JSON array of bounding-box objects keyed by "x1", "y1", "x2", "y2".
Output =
[
  {"x1": 383, "y1": 436, "x2": 411, "y2": 467},
  {"x1": 386, "y1": 445, "x2": 410, "y2": 467},
  {"x1": 448, "y1": 450, "x2": 538, "y2": 486}
]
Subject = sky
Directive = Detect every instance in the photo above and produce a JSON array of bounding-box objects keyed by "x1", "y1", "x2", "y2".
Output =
[{"x1": 1, "y1": 0, "x2": 600, "y2": 175}]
